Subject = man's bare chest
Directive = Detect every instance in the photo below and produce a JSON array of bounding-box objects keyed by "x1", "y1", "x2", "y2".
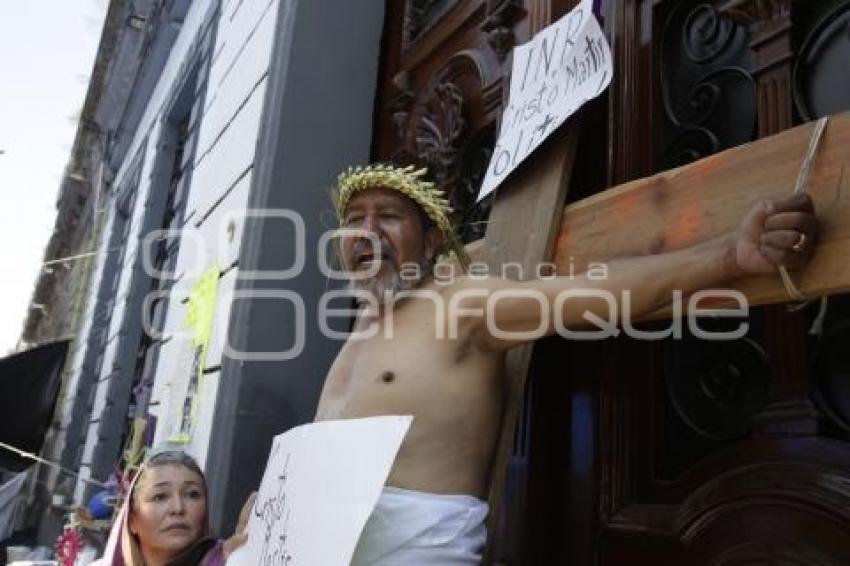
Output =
[
  {"x1": 325, "y1": 327, "x2": 449, "y2": 394},
  {"x1": 315, "y1": 308, "x2": 474, "y2": 420}
]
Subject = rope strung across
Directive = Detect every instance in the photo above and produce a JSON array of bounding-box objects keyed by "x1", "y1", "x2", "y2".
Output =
[{"x1": 0, "y1": 440, "x2": 107, "y2": 488}]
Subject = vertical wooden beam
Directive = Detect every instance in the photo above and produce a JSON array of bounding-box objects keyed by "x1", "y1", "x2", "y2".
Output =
[
  {"x1": 483, "y1": 122, "x2": 581, "y2": 563},
  {"x1": 480, "y1": 1, "x2": 582, "y2": 560}
]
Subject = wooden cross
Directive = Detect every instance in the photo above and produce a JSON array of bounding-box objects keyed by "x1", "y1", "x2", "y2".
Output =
[{"x1": 479, "y1": 110, "x2": 850, "y2": 561}]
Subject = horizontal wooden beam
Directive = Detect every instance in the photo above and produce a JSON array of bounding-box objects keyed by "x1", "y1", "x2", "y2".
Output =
[{"x1": 545, "y1": 112, "x2": 850, "y2": 312}]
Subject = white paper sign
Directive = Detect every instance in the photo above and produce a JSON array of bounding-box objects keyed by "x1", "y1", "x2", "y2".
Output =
[
  {"x1": 227, "y1": 416, "x2": 412, "y2": 566},
  {"x1": 478, "y1": 0, "x2": 612, "y2": 200}
]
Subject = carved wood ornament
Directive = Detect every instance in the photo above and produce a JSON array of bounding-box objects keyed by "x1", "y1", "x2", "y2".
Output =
[{"x1": 381, "y1": 0, "x2": 518, "y2": 241}]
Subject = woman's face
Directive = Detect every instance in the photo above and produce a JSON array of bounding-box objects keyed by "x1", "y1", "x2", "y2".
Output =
[{"x1": 128, "y1": 463, "x2": 207, "y2": 560}]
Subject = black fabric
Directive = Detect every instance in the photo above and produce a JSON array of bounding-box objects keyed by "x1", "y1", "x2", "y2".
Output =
[
  {"x1": 0, "y1": 340, "x2": 69, "y2": 472},
  {"x1": 165, "y1": 536, "x2": 218, "y2": 566}
]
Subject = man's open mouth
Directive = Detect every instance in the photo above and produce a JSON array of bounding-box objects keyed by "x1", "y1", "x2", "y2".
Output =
[{"x1": 355, "y1": 251, "x2": 392, "y2": 268}]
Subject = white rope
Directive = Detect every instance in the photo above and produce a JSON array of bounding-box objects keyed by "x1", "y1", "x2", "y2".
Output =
[
  {"x1": 0, "y1": 440, "x2": 107, "y2": 489},
  {"x1": 778, "y1": 116, "x2": 829, "y2": 304},
  {"x1": 41, "y1": 247, "x2": 121, "y2": 268}
]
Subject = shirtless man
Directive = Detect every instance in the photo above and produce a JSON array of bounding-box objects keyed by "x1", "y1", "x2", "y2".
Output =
[{"x1": 314, "y1": 164, "x2": 819, "y2": 564}]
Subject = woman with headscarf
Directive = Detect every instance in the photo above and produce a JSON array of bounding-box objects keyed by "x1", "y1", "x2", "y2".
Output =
[{"x1": 92, "y1": 450, "x2": 253, "y2": 566}]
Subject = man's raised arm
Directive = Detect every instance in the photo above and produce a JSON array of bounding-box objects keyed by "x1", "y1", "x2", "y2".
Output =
[{"x1": 457, "y1": 193, "x2": 818, "y2": 351}]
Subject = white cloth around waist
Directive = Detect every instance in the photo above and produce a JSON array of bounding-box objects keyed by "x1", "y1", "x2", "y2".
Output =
[{"x1": 350, "y1": 486, "x2": 489, "y2": 565}]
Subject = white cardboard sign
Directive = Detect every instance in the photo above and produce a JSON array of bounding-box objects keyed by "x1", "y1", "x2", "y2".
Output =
[
  {"x1": 478, "y1": 0, "x2": 612, "y2": 200},
  {"x1": 227, "y1": 416, "x2": 412, "y2": 566}
]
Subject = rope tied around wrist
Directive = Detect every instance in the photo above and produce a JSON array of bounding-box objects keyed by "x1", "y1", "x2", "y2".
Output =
[{"x1": 778, "y1": 116, "x2": 829, "y2": 304}]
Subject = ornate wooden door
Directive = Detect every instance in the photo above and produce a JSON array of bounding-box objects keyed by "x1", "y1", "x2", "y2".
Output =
[
  {"x1": 535, "y1": 1, "x2": 850, "y2": 564},
  {"x1": 371, "y1": 0, "x2": 850, "y2": 563}
]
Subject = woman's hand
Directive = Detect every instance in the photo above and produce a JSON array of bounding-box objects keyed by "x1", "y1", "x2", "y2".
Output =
[{"x1": 222, "y1": 492, "x2": 257, "y2": 559}]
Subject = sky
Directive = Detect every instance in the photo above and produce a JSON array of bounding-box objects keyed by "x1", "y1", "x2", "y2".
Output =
[{"x1": 0, "y1": 1, "x2": 108, "y2": 354}]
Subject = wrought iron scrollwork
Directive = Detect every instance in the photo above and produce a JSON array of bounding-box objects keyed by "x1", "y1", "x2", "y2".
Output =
[
  {"x1": 683, "y1": 4, "x2": 737, "y2": 63},
  {"x1": 793, "y1": 1, "x2": 850, "y2": 439},
  {"x1": 663, "y1": 321, "x2": 770, "y2": 441},
  {"x1": 659, "y1": 2, "x2": 757, "y2": 169},
  {"x1": 793, "y1": 1, "x2": 850, "y2": 121}
]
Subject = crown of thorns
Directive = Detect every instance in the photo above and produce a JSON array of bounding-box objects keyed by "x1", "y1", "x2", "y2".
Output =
[{"x1": 335, "y1": 164, "x2": 470, "y2": 267}]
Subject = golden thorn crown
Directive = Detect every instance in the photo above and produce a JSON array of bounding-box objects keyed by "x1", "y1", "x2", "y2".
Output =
[{"x1": 335, "y1": 164, "x2": 470, "y2": 268}]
